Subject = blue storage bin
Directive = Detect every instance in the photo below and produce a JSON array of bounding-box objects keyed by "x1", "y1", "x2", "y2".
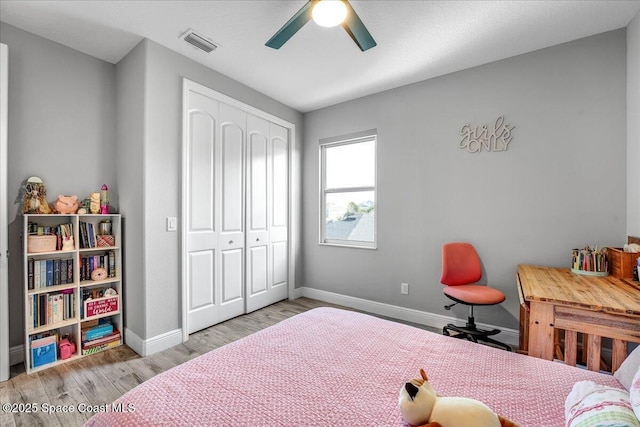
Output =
[{"x1": 31, "y1": 342, "x2": 57, "y2": 368}]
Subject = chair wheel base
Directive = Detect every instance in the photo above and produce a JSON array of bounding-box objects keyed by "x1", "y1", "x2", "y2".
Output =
[{"x1": 443, "y1": 323, "x2": 512, "y2": 351}]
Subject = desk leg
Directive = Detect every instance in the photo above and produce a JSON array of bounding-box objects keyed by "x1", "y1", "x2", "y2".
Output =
[
  {"x1": 612, "y1": 339, "x2": 627, "y2": 373},
  {"x1": 528, "y1": 301, "x2": 555, "y2": 360}
]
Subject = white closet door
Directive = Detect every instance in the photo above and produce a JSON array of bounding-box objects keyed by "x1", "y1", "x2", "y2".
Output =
[
  {"x1": 185, "y1": 91, "x2": 219, "y2": 334},
  {"x1": 183, "y1": 80, "x2": 291, "y2": 336},
  {"x1": 216, "y1": 103, "x2": 246, "y2": 321},
  {"x1": 246, "y1": 115, "x2": 288, "y2": 312},
  {"x1": 186, "y1": 95, "x2": 246, "y2": 333}
]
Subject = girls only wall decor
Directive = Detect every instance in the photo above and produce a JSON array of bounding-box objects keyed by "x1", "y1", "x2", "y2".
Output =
[{"x1": 458, "y1": 116, "x2": 515, "y2": 153}]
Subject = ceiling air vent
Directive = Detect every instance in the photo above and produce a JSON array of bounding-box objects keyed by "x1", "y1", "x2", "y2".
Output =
[{"x1": 181, "y1": 29, "x2": 218, "y2": 53}]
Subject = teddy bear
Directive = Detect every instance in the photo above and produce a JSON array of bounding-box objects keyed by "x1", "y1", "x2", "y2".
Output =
[
  {"x1": 21, "y1": 177, "x2": 51, "y2": 214},
  {"x1": 398, "y1": 369, "x2": 520, "y2": 427},
  {"x1": 52, "y1": 195, "x2": 79, "y2": 214}
]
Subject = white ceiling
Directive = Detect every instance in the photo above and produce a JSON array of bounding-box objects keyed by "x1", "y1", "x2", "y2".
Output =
[{"x1": 1, "y1": 0, "x2": 639, "y2": 113}]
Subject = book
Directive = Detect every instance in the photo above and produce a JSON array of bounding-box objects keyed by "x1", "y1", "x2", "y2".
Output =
[
  {"x1": 60, "y1": 259, "x2": 68, "y2": 284},
  {"x1": 51, "y1": 294, "x2": 63, "y2": 323},
  {"x1": 45, "y1": 259, "x2": 53, "y2": 286},
  {"x1": 81, "y1": 338, "x2": 121, "y2": 355},
  {"x1": 108, "y1": 251, "x2": 116, "y2": 277},
  {"x1": 90, "y1": 223, "x2": 97, "y2": 248},
  {"x1": 27, "y1": 258, "x2": 34, "y2": 290},
  {"x1": 33, "y1": 260, "x2": 40, "y2": 289},
  {"x1": 66, "y1": 259, "x2": 73, "y2": 283},
  {"x1": 79, "y1": 222, "x2": 88, "y2": 248},
  {"x1": 39, "y1": 294, "x2": 46, "y2": 326},
  {"x1": 53, "y1": 259, "x2": 61, "y2": 285},
  {"x1": 82, "y1": 322, "x2": 113, "y2": 341},
  {"x1": 82, "y1": 330, "x2": 120, "y2": 347},
  {"x1": 40, "y1": 261, "x2": 46, "y2": 288},
  {"x1": 81, "y1": 318, "x2": 99, "y2": 329}
]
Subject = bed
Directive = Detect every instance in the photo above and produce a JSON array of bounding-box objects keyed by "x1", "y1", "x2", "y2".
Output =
[{"x1": 84, "y1": 307, "x2": 627, "y2": 427}]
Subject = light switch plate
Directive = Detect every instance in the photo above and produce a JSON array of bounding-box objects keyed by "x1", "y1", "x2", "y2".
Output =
[{"x1": 167, "y1": 217, "x2": 177, "y2": 232}]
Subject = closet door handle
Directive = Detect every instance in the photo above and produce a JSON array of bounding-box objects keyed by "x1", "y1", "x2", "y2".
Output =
[
  {"x1": 228, "y1": 240, "x2": 233, "y2": 244},
  {"x1": 256, "y1": 238, "x2": 260, "y2": 242}
]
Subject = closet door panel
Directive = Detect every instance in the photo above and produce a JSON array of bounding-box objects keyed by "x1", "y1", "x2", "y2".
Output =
[
  {"x1": 248, "y1": 129, "x2": 268, "y2": 232},
  {"x1": 189, "y1": 251, "x2": 215, "y2": 309},
  {"x1": 270, "y1": 124, "x2": 288, "y2": 299},
  {"x1": 221, "y1": 124, "x2": 244, "y2": 233},
  {"x1": 215, "y1": 103, "x2": 246, "y2": 321},
  {"x1": 221, "y1": 248, "x2": 243, "y2": 303},
  {"x1": 189, "y1": 112, "x2": 216, "y2": 232},
  {"x1": 271, "y1": 124, "x2": 288, "y2": 243},
  {"x1": 185, "y1": 92, "x2": 219, "y2": 333},
  {"x1": 247, "y1": 246, "x2": 268, "y2": 296},
  {"x1": 272, "y1": 241, "x2": 288, "y2": 288}
]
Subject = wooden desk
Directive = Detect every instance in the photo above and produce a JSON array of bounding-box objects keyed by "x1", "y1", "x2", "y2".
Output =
[{"x1": 517, "y1": 264, "x2": 640, "y2": 372}]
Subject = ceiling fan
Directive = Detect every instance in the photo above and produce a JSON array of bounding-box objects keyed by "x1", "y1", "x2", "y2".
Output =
[{"x1": 266, "y1": 0, "x2": 377, "y2": 52}]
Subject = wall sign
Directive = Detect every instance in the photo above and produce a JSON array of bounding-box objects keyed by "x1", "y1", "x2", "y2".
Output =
[{"x1": 459, "y1": 116, "x2": 515, "y2": 153}]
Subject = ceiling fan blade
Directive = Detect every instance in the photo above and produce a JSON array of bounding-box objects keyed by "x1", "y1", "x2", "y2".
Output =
[
  {"x1": 266, "y1": 0, "x2": 317, "y2": 49},
  {"x1": 341, "y1": 1, "x2": 377, "y2": 51}
]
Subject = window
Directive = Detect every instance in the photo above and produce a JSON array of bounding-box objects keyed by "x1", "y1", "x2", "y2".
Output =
[{"x1": 320, "y1": 131, "x2": 376, "y2": 248}]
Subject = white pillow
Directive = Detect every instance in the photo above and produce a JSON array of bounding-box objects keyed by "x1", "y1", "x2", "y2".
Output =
[
  {"x1": 565, "y1": 380, "x2": 639, "y2": 427},
  {"x1": 615, "y1": 345, "x2": 640, "y2": 391},
  {"x1": 631, "y1": 367, "x2": 640, "y2": 421}
]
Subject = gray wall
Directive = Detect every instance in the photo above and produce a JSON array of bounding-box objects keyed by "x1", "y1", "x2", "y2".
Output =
[
  {"x1": 0, "y1": 23, "x2": 117, "y2": 348},
  {"x1": 629, "y1": 11, "x2": 640, "y2": 237},
  {"x1": 302, "y1": 30, "x2": 628, "y2": 330},
  {"x1": 120, "y1": 39, "x2": 304, "y2": 339}
]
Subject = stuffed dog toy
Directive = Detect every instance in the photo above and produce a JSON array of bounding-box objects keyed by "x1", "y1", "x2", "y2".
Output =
[{"x1": 398, "y1": 369, "x2": 519, "y2": 427}]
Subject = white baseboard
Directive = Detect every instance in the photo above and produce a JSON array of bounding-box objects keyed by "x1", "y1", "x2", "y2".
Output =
[
  {"x1": 125, "y1": 328, "x2": 182, "y2": 357},
  {"x1": 10, "y1": 344, "x2": 23, "y2": 366},
  {"x1": 294, "y1": 286, "x2": 520, "y2": 348}
]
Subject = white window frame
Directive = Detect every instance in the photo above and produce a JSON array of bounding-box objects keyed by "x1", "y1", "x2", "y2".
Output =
[{"x1": 319, "y1": 130, "x2": 377, "y2": 249}]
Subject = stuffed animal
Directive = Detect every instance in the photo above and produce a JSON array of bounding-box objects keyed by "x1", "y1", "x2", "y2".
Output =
[
  {"x1": 90, "y1": 192, "x2": 100, "y2": 214},
  {"x1": 21, "y1": 176, "x2": 51, "y2": 214},
  {"x1": 398, "y1": 369, "x2": 519, "y2": 427},
  {"x1": 52, "y1": 194, "x2": 79, "y2": 214},
  {"x1": 61, "y1": 235, "x2": 74, "y2": 251}
]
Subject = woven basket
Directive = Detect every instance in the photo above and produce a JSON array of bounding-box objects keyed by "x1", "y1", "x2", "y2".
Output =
[{"x1": 27, "y1": 234, "x2": 56, "y2": 253}]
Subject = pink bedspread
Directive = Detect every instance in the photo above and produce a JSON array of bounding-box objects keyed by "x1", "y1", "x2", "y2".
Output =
[{"x1": 85, "y1": 307, "x2": 623, "y2": 427}]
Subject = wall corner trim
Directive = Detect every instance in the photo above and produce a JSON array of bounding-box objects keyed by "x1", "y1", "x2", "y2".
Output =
[{"x1": 125, "y1": 327, "x2": 182, "y2": 357}]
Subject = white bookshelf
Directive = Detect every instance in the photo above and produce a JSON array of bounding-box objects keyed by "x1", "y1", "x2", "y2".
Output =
[{"x1": 23, "y1": 213, "x2": 123, "y2": 373}]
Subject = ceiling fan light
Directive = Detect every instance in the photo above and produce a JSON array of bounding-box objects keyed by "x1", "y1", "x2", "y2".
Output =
[{"x1": 312, "y1": 0, "x2": 348, "y2": 28}]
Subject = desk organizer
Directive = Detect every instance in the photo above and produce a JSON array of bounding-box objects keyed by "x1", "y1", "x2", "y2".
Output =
[
  {"x1": 571, "y1": 246, "x2": 608, "y2": 277},
  {"x1": 608, "y1": 247, "x2": 639, "y2": 279}
]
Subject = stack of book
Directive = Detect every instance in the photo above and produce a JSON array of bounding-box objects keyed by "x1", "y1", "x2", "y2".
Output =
[
  {"x1": 79, "y1": 251, "x2": 116, "y2": 281},
  {"x1": 27, "y1": 258, "x2": 74, "y2": 290},
  {"x1": 81, "y1": 319, "x2": 121, "y2": 355},
  {"x1": 29, "y1": 291, "x2": 76, "y2": 329},
  {"x1": 571, "y1": 246, "x2": 608, "y2": 275}
]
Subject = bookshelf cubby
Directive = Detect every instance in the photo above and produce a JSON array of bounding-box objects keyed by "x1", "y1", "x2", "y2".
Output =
[{"x1": 23, "y1": 213, "x2": 123, "y2": 373}]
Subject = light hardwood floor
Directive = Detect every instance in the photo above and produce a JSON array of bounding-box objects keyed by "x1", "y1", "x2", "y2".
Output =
[{"x1": 1, "y1": 297, "x2": 438, "y2": 427}]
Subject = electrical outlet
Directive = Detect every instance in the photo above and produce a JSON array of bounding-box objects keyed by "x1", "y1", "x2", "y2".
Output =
[{"x1": 401, "y1": 282, "x2": 409, "y2": 295}]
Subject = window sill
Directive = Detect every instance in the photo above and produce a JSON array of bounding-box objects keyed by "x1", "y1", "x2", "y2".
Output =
[{"x1": 319, "y1": 242, "x2": 377, "y2": 250}]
